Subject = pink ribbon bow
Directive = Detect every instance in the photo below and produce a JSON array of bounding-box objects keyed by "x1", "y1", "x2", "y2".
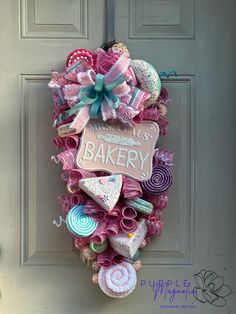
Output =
[{"x1": 62, "y1": 53, "x2": 150, "y2": 133}]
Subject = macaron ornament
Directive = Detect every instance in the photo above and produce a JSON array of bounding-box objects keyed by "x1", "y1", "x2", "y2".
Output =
[{"x1": 50, "y1": 41, "x2": 174, "y2": 298}]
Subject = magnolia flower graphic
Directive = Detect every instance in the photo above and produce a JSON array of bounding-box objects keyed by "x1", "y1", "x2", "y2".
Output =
[{"x1": 193, "y1": 269, "x2": 232, "y2": 307}]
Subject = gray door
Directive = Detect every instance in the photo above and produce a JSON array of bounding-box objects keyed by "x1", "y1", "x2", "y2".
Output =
[{"x1": 0, "y1": 0, "x2": 235, "y2": 313}]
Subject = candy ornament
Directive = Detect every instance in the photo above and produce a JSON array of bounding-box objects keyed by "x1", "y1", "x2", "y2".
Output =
[
  {"x1": 141, "y1": 165, "x2": 173, "y2": 194},
  {"x1": 98, "y1": 262, "x2": 137, "y2": 298},
  {"x1": 125, "y1": 198, "x2": 153, "y2": 215},
  {"x1": 66, "y1": 205, "x2": 98, "y2": 237}
]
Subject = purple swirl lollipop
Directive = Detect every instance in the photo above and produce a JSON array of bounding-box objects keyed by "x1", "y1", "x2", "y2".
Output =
[{"x1": 141, "y1": 165, "x2": 173, "y2": 194}]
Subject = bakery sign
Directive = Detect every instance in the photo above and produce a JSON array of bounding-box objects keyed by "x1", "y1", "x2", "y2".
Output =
[{"x1": 76, "y1": 120, "x2": 159, "y2": 181}]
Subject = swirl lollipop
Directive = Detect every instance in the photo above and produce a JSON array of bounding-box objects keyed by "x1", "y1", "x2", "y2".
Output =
[
  {"x1": 98, "y1": 262, "x2": 137, "y2": 298},
  {"x1": 141, "y1": 165, "x2": 173, "y2": 194},
  {"x1": 66, "y1": 205, "x2": 98, "y2": 237}
]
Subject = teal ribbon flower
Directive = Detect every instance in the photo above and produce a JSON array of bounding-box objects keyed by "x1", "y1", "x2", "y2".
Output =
[{"x1": 66, "y1": 73, "x2": 125, "y2": 119}]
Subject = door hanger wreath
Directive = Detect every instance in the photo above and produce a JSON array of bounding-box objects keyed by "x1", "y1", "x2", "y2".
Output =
[{"x1": 49, "y1": 42, "x2": 175, "y2": 298}]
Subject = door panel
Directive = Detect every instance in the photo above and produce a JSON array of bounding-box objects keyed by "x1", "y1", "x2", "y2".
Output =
[
  {"x1": 115, "y1": 0, "x2": 236, "y2": 313},
  {"x1": 0, "y1": 0, "x2": 235, "y2": 313}
]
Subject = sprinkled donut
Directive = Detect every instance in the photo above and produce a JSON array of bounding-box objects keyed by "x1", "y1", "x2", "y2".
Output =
[{"x1": 131, "y1": 59, "x2": 161, "y2": 108}]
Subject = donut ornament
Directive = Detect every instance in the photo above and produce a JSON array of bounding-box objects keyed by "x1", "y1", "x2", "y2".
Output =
[
  {"x1": 49, "y1": 42, "x2": 175, "y2": 298},
  {"x1": 131, "y1": 59, "x2": 161, "y2": 108}
]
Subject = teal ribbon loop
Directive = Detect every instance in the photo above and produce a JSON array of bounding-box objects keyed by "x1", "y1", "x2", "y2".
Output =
[{"x1": 66, "y1": 72, "x2": 125, "y2": 119}]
